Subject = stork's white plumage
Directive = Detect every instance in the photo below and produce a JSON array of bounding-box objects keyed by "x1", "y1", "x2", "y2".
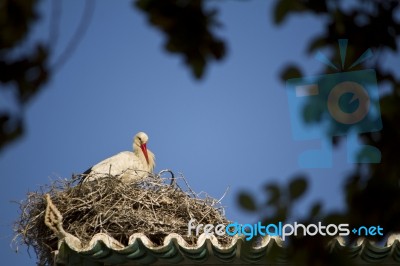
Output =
[{"x1": 82, "y1": 132, "x2": 155, "y2": 183}]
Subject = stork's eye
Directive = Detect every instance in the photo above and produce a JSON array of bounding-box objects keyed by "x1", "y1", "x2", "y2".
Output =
[{"x1": 138, "y1": 137, "x2": 142, "y2": 142}]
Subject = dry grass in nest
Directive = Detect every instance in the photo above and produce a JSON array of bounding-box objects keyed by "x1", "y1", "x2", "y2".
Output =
[{"x1": 13, "y1": 171, "x2": 231, "y2": 266}]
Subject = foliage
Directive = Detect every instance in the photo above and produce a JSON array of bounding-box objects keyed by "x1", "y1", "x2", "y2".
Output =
[
  {"x1": 238, "y1": 0, "x2": 400, "y2": 265},
  {"x1": 273, "y1": 0, "x2": 400, "y2": 237},
  {"x1": 135, "y1": 0, "x2": 226, "y2": 78},
  {"x1": 0, "y1": 0, "x2": 49, "y2": 151}
]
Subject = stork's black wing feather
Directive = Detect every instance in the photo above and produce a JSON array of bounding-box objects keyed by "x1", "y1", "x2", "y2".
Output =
[
  {"x1": 78, "y1": 167, "x2": 93, "y2": 184},
  {"x1": 82, "y1": 167, "x2": 93, "y2": 175}
]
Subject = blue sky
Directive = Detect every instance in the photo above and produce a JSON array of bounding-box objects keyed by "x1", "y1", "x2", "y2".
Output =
[{"x1": 2, "y1": 0, "x2": 396, "y2": 264}]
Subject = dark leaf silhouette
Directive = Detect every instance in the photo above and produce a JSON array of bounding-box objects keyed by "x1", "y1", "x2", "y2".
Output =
[
  {"x1": 308, "y1": 202, "x2": 322, "y2": 219},
  {"x1": 288, "y1": 176, "x2": 307, "y2": 200},
  {"x1": 280, "y1": 65, "x2": 302, "y2": 80},
  {"x1": 238, "y1": 192, "x2": 257, "y2": 211},
  {"x1": 264, "y1": 183, "x2": 281, "y2": 205}
]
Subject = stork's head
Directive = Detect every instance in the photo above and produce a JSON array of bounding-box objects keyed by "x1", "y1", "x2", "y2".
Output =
[{"x1": 134, "y1": 132, "x2": 150, "y2": 165}]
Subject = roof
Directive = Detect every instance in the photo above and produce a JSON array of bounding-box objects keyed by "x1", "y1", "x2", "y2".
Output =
[{"x1": 53, "y1": 232, "x2": 400, "y2": 265}]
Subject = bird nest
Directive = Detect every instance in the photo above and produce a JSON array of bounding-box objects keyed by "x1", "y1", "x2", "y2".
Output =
[{"x1": 13, "y1": 171, "x2": 230, "y2": 266}]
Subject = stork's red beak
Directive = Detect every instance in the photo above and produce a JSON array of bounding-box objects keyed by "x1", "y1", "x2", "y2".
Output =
[{"x1": 140, "y1": 143, "x2": 149, "y2": 165}]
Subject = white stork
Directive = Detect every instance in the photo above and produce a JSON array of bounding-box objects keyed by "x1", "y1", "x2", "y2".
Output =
[{"x1": 82, "y1": 132, "x2": 155, "y2": 183}]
